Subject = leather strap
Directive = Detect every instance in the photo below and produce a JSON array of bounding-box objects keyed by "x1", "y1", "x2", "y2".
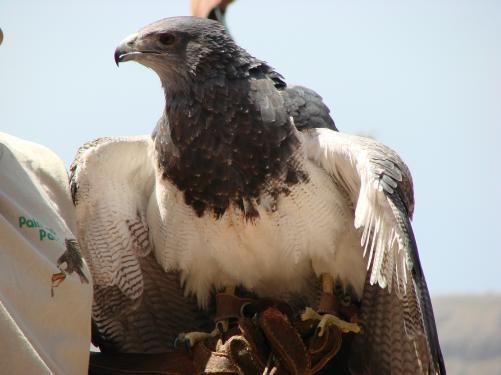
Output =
[
  {"x1": 89, "y1": 351, "x2": 195, "y2": 375},
  {"x1": 214, "y1": 293, "x2": 253, "y2": 322},
  {"x1": 240, "y1": 297, "x2": 293, "y2": 319},
  {"x1": 307, "y1": 326, "x2": 343, "y2": 374},
  {"x1": 237, "y1": 317, "x2": 269, "y2": 368},
  {"x1": 259, "y1": 307, "x2": 309, "y2": 375},
  {"x1": 317, "y1": 292, "x2": 340, "y2": 315},
  {"x1": 226, "y1": 336, "x2": 264, "y2": 375}
]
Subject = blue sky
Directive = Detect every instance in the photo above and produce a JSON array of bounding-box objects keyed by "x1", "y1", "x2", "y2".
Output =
[{"x1": 1, "y1": 0, "x2": 499, "y2": 294}]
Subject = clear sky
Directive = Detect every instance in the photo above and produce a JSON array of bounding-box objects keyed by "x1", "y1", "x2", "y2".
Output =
[{"x1": 1, "y1": 0, "x2": 499, "y2": 295}]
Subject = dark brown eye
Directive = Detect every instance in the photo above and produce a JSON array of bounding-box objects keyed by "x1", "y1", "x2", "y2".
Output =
[{"x1": 158, "y1": 33, "x2": 176, "y2": 46}]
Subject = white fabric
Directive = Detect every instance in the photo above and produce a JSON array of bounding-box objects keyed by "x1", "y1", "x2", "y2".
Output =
[{"x1": 0, "y1": 133, "x2": 92, "y2": 375}]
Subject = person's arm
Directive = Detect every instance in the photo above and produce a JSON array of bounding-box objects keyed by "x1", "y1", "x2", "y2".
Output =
[{"x1": 0, "y1": 133, "x2": 92, "y2": 375}]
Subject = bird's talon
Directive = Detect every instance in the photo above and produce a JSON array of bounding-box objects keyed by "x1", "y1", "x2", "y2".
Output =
[
  {"x1": 300, "y1": 306, "x2": 321, "y2": 322},
  {"x1": 173, "y1": 334, "x2": 184, "y2": 351},
  {"x1": 216, "y1": 319, "x2": 229, "y2": 334},
  {"x1": 185, "y1": 337, "x2": 192, "y2": 353},
  {"x1": 175, "y1": 328, "x2": 220, "y2": 349},
  {"x1": 318, "y1": 313, "x2": 360, "y2": 334},
  {"x1": 240, "y1": 301, "x2": 252, "y2": 317},
  {"x1": 318, "y1": 326, "x2": 326, "y2": 337},
  {"x1": 174, "y1": 333, "x2": 193, "y2": 353},
  {"x1": 314, "y1": 325, "x2": 322, "y2": 338},
  {"x1": 301, "y1": 307, "x2": 360, "y2": 335}
]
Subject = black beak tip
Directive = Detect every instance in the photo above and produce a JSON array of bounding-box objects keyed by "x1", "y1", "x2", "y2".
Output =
[{"x1": 114, "y1": 48, "x2": 121, "y2": 67}]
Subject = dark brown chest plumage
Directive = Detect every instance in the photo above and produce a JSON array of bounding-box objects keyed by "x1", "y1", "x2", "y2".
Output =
[{"x1": 154, "y1": 76, "x2": 308, "y2": 218}]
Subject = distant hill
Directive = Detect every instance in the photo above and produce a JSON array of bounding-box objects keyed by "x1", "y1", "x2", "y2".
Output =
[{"x1": 433, "y1": 294, "x2": 501, "y2": 375}]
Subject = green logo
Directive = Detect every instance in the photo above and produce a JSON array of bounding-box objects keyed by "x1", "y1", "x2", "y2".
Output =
[{"x1": 18, "y1": 216, "x2": 57, "y2": 241}]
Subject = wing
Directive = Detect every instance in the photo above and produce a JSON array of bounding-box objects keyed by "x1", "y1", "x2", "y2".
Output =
[
  {"x1": 261, "y1": 64, "x2": 337, "y2": 132},
  {"x1": 91, "y1": 254, "x2": 213, "y2": 353},
  {"x1": 71, "y1": 136, "x2": 212, "y2": 352},
  {"x1": 281, "y1": 85, "x2": 337, "y2": 131},
  {"x1": 303, "y1": 128, "x2": 445, "y2": 374}
]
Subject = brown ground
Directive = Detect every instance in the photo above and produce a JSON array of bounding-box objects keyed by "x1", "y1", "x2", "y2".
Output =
[{"x1": 433, "y1": 294, "x2": 501, "y2": 375}]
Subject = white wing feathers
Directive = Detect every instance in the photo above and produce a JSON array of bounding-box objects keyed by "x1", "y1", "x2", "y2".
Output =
[
  {"x1": 304, "y1": 128, "x2": 414, "y2": 295},
  {"x1": 70, "y1": 136, "x2": 155, "y2": 301}
]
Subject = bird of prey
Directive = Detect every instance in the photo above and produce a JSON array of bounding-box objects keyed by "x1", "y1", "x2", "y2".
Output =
[{"x1": 76, "y1": 15, "x2": 445, "y2": 373}]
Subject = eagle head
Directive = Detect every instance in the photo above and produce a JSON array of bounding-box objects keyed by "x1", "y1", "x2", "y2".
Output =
[{"x1": 114, "y1": 16, "x2": 242, "y2": 87}]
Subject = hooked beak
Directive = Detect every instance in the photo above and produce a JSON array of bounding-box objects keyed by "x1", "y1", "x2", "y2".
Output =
[
  {"x1": 114, "y1": 32, "x2": 163, "y2": 66},
  {"x1": 114, "y1": 32, "x2": 150, "y2": 66}
]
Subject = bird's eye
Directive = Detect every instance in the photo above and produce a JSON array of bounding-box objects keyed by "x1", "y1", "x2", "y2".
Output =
[{"x1": 158, "y1": 33, "x2": 176, "y2": 46}]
